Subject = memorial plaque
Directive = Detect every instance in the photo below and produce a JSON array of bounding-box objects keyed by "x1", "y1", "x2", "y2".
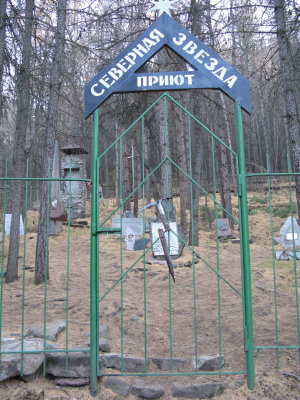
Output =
[
  {"x1": 125, "y1": 227, "x2": 136, "y2": 251},
  {"x1": 151, "y1": 222, "x2": 179, "y2": 256}
]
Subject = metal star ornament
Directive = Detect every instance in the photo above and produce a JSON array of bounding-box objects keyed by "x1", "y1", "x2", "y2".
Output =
[{"x1": 147, "y1": 0, "x2": 179, "y2": 17}]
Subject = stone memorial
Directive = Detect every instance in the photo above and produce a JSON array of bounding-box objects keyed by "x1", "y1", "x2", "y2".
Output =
[
  {"x1": 60, "y1": 143, "x2": 88, "y2": 219},
  {"x1": 275, "y1": 216, "x2": 300, "y2": 260},
  {"x1": 217, "y1": 218, "x2": 232, "y2": 238},
  {"x1": 112, "y1": 216, "x2": 145, "y2": 239}
]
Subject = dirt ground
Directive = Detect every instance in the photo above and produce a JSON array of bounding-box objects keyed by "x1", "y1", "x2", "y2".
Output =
[{"x1": 0, "y1": 189, "x2": 299, "y2": 399}]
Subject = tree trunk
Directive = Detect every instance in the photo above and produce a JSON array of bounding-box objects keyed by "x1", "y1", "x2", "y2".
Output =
[
  {"x1": 35, "y1": 0, "x2": 67, "y2": 285},
  {"x1": 158, "y1": 100, "x2": 172, "y2": 201},
  {"x1": 132, "y1": 143, "x2": 139, "y2": 217},
  {"x1": 122, "y1": 139, "x2": 131, "y2": 213},
  {"x1": 219, "y1": 92, "x2": 237, "y2": 195},
  {"x1": 0, "y1": 0, "x2": 7, "y2": 120},
  {"x1": 5, "y1": 0, "x2": 34, "y2": 283},
  {"x1": 177, "y1": 110, "x2": 189, "y2": 234},
  {"x1": 144, "y1": 125, "x2": 152, "y2": 204},
  {"x1": 216, "y1": 101, "x2": 233, "y2": 227},
  {"x1": 273, "y1": 0, "x2": 300, "y2": 220},
  {"x1": 187, "y1": 0, "x2": 205, "y2": 246}
]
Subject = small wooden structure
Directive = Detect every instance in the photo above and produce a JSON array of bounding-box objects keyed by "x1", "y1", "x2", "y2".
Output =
[{"x1": 60, "y1": 143, "x2": 88, "y2": 219}]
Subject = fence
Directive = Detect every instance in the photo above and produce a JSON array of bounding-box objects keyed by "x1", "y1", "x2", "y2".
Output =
[
  {"x1": 247, "y1": 164, "x2": 300, "y2": 373},
  {"x1": 0, "y1": 159, "x2": 299, "y2": 394},
  {"x1": 0, "y1": 161, "x2": 91, "y2": 381}
]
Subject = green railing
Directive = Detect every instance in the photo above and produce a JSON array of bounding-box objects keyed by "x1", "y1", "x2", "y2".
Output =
[
  {"x1": 0, "y1": 160, "x2": 91, "y2": 380},
  {"x1": 247, "y1": 159, "x2": 300, "y2": 370}
]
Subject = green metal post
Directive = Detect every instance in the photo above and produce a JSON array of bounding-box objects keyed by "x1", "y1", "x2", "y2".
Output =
[
  {"x1": 235, "y1": 102, "x2": 255, "y2": 389},
  {"x1": 90, "y1": 109, "x2": 99, "y2": 396}
]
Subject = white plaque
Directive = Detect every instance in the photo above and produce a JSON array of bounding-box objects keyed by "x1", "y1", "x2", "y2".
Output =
[
  {"x1": 151, "y1": 222, "x2": 179, "y2": 256},
  {"x1": 125, "y1": 227, "x2": 136, "y2": 251}
]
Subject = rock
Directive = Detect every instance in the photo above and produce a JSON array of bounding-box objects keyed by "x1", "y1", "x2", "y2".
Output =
[
  {"x1": 101, "y1": 353, "x2": 148, "y2": 373},
  {"x1": 15, "y1": 388, "x2": 44, "y2": 400},
  {"x1": 131, "y1": 379, "x2": 164, "y2": 399},
  {"x1": 171, "y1": 382, "x2": 226, "y2": 399},
  {"x1": 21, "y1": 369, "x2": 41, "y2": 382},
  {"x1": 104, "y1": 376, "x2": 131, "y2": 397},
  {"x1": 131, "y1": 315, "x2": 140, "y2": 322},
  {"x1": 27, "y1": 320, "x2": 66, "y2": 342},
  {"x1": 150, "y1": 357, "x2": 186, "y2": 371},
  {"x1": 0, "y1": 338, "x2": 44, "y2": 381},
  {"x1": 99, "y1": 324, "x2": 111, "y2": 353},
  {"x1": 192, "y1": 354, "x2": 224, "y2": 371},
  {"x1": 44, "y1": 391, "x2": 70, "y2": 400},
  {"x1": 54, "y1": 377, "x2": 89, "y2": 387},
  {"x1": 46, "y1": 351, "x2": 90, "y2": 378},
  {"x1": 86, "y1": 324, "x2": 111, "y2": 352}
]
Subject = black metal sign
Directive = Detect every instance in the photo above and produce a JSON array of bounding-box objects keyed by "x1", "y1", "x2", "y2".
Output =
[{"x1": 84, "y1": 13, "x2": 251, "y2": 118}]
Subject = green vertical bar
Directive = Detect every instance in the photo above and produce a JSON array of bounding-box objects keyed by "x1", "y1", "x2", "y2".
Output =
[
  {"x1": 141, "y1": 117, "x2": 148, "y2": 371},
  {"x1": 43, "y1": 160, "x2": 51, "y2": 375},
  {"x1": 235, "y1": 103, "x2": 255, "y2": 389},
  {"x1": 188, "y1": 115, "x2": 198, "y2": 370},
  {"x1": 21, "y1": 159, "x2": 29, "y2": 376},
  {"x1": 266, "y1": 154, "x2": 279, "y2": 368},
  {"x1": 65, "y1": 161, "x2": 72, "y2": 373},
  {"x1": 0, "y1": 160, "x2": 8, "y2": 360},
  {"x1": 96, "y1": 156, "x2": 101, "y2": 377},
  {"x1": 163, "y1": 96, "x2": 173, "y2": 369},
  {"x1": 212, "y1": 137, "x2": 223, "y2": 368},
  {"x1": 90, "y1": 109, "x2": 99, "y2": 396},
  {"x1": 119, "y1": 138, "x2": 124, "y2": 372},
  {"x1": 287, "y1": 157, "x2": 300, "y2": 356}
]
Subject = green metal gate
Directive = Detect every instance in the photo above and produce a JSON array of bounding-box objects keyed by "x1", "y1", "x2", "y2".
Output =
[{"x1": 89, "y1": 93, "x2": 254, "y2": 394}]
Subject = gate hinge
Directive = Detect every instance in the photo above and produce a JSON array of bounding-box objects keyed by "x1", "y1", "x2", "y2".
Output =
[
  {"x1": 91, "y1": 223, "x2": 97, "y2": 236},
  {"x1": 238, "y1": 174, "x2": 243, "y2": 197},
  {"x1": 244, "y1": 324, "x2": 250, "y2": 351},
  {"x1": 244, "y1": 338, "x2": 250, "y2": 351}
]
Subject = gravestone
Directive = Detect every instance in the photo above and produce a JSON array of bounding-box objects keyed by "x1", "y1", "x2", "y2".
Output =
[
  {"x1": 275, "y1": 216, "x2": 300, "y2": 260},
  {"x1": 217, "y1": 218, "x2": 232, "y2": 238},
  {"x1": 4, "y1": 214, "x2": 24, "y2": 235},
  {"x1": 151, "y1": 222, "x2": 179, "y2": 257},
  {"x1": 134, "y1": 238, "x2": 150, "y2": 251},
  {"x1": 112, "y1": 216, "x2": 145, "y2": 238}
]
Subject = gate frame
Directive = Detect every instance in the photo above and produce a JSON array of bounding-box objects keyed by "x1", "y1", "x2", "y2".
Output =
[{"x1": 89, "y1": 97, "x2": 255, "y2": 395}]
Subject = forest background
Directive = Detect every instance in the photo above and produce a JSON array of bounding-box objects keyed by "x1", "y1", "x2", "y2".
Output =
[{"x1": 0, "y1": 0, "x2": 299, "y2": 283}]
